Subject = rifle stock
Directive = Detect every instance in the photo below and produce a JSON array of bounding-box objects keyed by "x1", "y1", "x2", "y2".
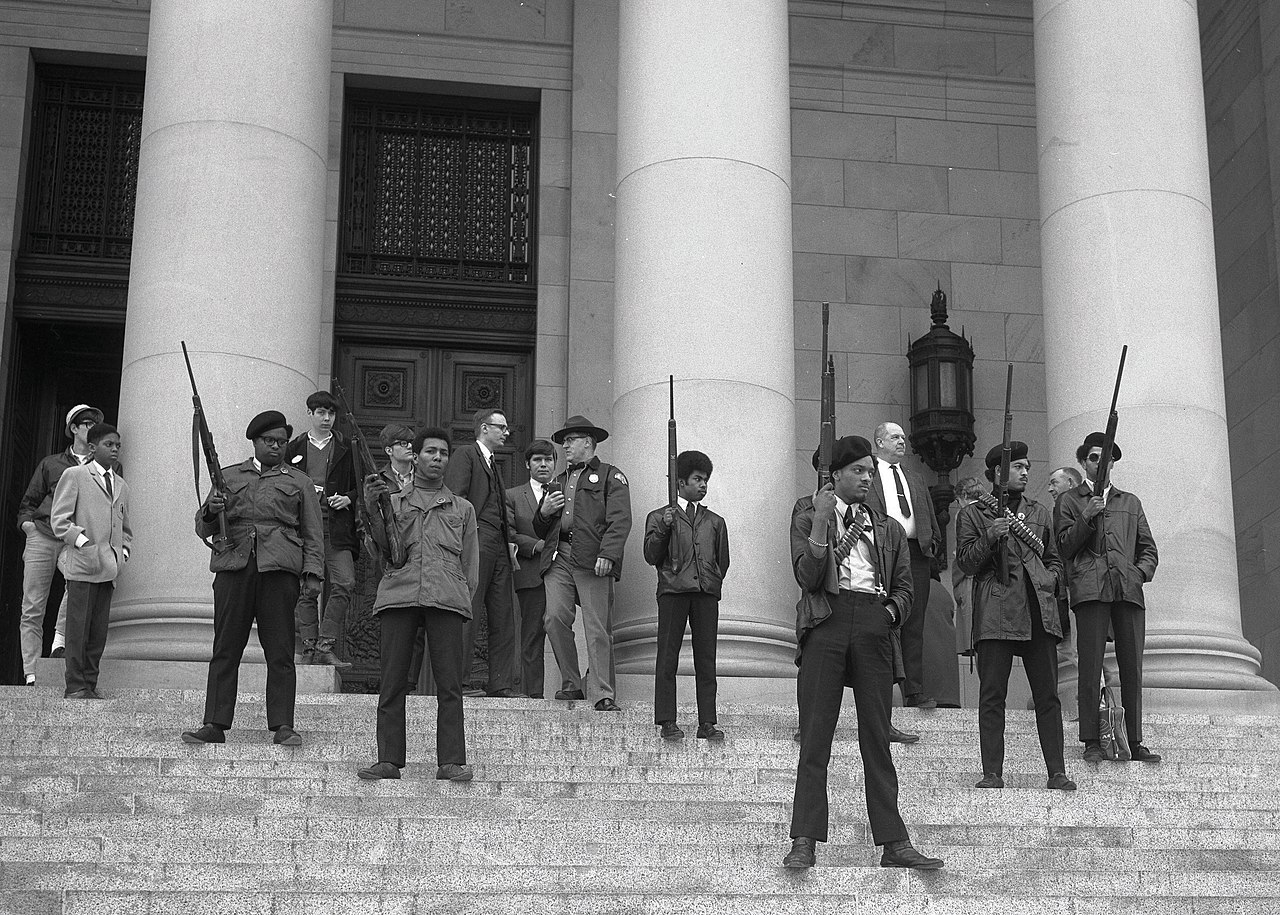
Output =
[
  {"x1": 181, "y1": 342, "x2": 233, "y2": 555},
  {"x1": 667, "y1": 375, "x2": 678, "y2": 506},
  {"x1": 996, "y1": 362, "x2": 1014, "y2": 584},
  {"x1": 818, "y1": 303, "x2": 835, "y2": 487},
  {"x1": 332, "y1": 381, "x2": 407, "y2": 569}
]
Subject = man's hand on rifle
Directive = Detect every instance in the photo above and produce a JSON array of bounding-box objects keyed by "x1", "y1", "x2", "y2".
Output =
[
  {"x1": 301, "y1": 572, "x2": 322, "y2": 599},
  {"x1": 812, "y1": 483, "x2": 837, "y2": 525},
  {"x1": 205, "y1": 491, "x2": 227, "y2": 516},
  {"x1": 539, "y1": 490, "x2": 565, "y2": 517},
  {"x1": 661, "y1": 505, "x2": 676, "y2": 527},
  {"x1": 990, "y1": 517, "x2": 1011, "y2": 541},
  {"x1": 363, "y1": 474, "x2": 389, "y2": 510},
  {"x1": 1083, "y1": 495, "x2": 1106, "y2": 521}
]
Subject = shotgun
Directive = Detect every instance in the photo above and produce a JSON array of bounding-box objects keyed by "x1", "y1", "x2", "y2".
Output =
[
  {"x1": 995, "y1": 363, "x2": 1014, "y2": 584},
  {"x1": 181, "y1": 342, "x2": 233, "y2": 555},
  {"x1": 667, "y1": 375, "x2": 678, "y2": 506},
  {"x1": 819, "y1": 302, "x2": 835, "y2": 488}
]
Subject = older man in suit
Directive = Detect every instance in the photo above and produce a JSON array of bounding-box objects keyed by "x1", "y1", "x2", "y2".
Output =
[
  {"x1": 49, "y1": 423, "x2": 131, "y2": 699},
  {"x1": 866, "y1": 421, "x2": 942, "y2": 708},
  {"x1": 444, "y1": 408, "x2": 523, "y2": 698},
  {"x1": 506, "y1": 437, "x2": 558, "y2": 698}
]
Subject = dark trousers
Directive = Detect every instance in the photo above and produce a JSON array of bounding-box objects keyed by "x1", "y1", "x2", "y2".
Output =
[
  {"x1": 63, "y1": 580, "x2": 113, "y2": 696},
  {"x1": 792, "y1": 591, "x2": 907, "y2": 846},
  {"x1": 517, "y1": 584, "x2": 547, "y2": 698},
  {"x1": 975, "y1": 600, "x2": 1065, "y2": 776},
  {"x1": 203, "y1": 555, "x2": 299, "y2": 731},
  {"x1": 898, "y1": 539, "x2": 932, "y2": 697},
  {"x1": 1076, "y1": 600, "x2": 1145, "y2": 744},
  {"x1": 653, "y1": 592, "x2": 719, "y2": 725},
  {"x1": 376, "y1": 605, "x2": 466, "y2": 767},
  {"x1": 461, "y1": 542, "x2": 516, "y2": 691}
]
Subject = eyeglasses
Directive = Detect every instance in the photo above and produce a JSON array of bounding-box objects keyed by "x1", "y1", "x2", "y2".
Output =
[
  {"x1": 257, "y1": 437, "x2": 288, "y2": 448},
  {"x1": 1085, "y1": 453, "x2": 1102, "y2": 463},
  {"x1": 485, "y1": 422, "x2": 509, "y2": 432},
  {"x1": 390, "y1": 440, "x2": 413, "y2": 449},
  {"x1": 563, "y1": 434, "x2": 589, "y2": 444}
]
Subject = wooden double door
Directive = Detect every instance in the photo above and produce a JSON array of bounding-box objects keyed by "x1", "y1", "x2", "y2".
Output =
[{"x1": 334, "y1": 341, "x2": 533, "y2": 689}]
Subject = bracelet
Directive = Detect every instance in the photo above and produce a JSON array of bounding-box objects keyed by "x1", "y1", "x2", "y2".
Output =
[{"x1": 806, "y1": 535, "x2": 828, "y2": 549}]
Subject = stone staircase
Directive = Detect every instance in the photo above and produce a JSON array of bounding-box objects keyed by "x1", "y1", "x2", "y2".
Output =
[{"x1": 1, "y1": 687, "x2": 1279, "y2": 914}]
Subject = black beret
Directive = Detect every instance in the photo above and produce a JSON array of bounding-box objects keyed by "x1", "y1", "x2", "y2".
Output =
[
  {"x1": 984, "y1": 441, "x2": 1029, "y2": 469},
  {"x1": 246, "y1": 410, "x2": 292, "y2": 441},
  {"x1": 1081, "y1": 431, "x2": 1121, "y2": 462},
  {"x1": 830, "y1": 435, "x2": 873, "y2": 473}
]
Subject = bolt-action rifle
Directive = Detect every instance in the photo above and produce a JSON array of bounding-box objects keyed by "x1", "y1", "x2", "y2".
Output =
[
  {"x1": 667, "y1": 375, "x2": 678, "y2": 507},
  {"x1": 332, "y1": 380, "x2": 407, "y2": 570},
  {"x1": 818, "y1": 302, "x2": 836, "y2": 489},
  {"x1": 1092, "y1": 346, "x2": 1128, "y2": 553},
  {"x1": 994, "y1": 363, "x2": 1014, "y2": 584},
  {"x1": 181, "y1": 342, "x2": 233, "y2": 555}
]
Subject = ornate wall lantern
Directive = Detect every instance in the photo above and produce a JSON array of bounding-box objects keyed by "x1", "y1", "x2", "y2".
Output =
[{"x1": 906, "y1": 286, "x2": 976, "y2": 565}]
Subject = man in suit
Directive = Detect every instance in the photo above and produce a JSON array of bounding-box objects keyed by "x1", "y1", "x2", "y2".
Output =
[
  {"x1": 534, "y1": 415, "x2": 632, "y2": 711},
  {"x1": 182, "y1": 411, "x2": 324, "y2": 747},
  {"x1": 49, "y1": 423, "x2": 131, "y2": 699},
  {"x1": 783, "y1": 435, "x2": 942, "y2": 871},
  {"x1": 866, "y1": 421, "x2": 941, "y2": 708},
  {"x1": 443, "y1": 408, "x2": 523, "y2": 698},
  {"x1": 506, "y1": 437, "x2": 557, "y2": 698},
  {"x1": 286, "y1": 391, "x2": 357, "y2": 668}
]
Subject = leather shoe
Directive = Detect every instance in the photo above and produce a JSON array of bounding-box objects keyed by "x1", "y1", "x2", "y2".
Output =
[
  {"x1": 462, "y1": 687, "x2": 486, "y2": 698},
  {"x1": 782, "y1": 837, "x2": 816, "y2": 869},
  {"x1": 696, "y1": 722, "x2": 725, "y2": 741},
  {"x1": 311, "y1": 648, "x2": 352, "y2": 669},
  {"x1": 181, "y1": 724, "x2": 225, "y2": 744},
  {"x1": 1082, "y1": 742, "x2": 1106, "y2": 763},
  {"x1": 889, "y1": 725, "x2": 920, "y2": 744},
  {"x1": 554, "y1": 688, "x2": 585, "y2": 700},
  {"x1": 594, "y1": 698, "x2": 622, "y2": 712},
  {"x1": 486, "y1": 688, "x2": 528, "y2": 699},
  {"x1": 1047, "y1": 772, "x2": 1077, "y2": 790},
  {"x1": 272, "y1": 726, "x2": 303, "y2": 746},
  {"x1": 357, "y1": 761, "x2": 401, "y2": 780},
  {"x1": 904, "y1": 693, "x2": 938, "y2": 709},
  {"x1": 50, "y1": 647, "x2": 65, "y2": 659},
  {"x1": 88, "y1": 689, "x2": 106, "y2": 700},
  {"x1": 659, "y1": 722, "x2": 684, "y2": 741},
  {"x1": 1130, "y1": 745, "x2": 1162, "y2": 763},
  {"x1": 436, "y1": 764, "x2": 474, "y2": 781},
  {"x1": 975, "y1": 773, "x2": 1004, "y2": 789},
  {"x1": 880, "y1": 839, "x2": 944, "y2": 869},
  {"x1": 64, "y1": 689, "x2": 93, "y2": 700}
]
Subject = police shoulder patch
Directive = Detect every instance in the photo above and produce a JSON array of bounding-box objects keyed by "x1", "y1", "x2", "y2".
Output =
[{"x1": 613, "y1": 471, "x2": 628, "y2": 486}]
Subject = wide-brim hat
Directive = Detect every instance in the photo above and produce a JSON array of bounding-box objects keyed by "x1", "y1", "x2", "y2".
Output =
[
  {"x1": 552, "y1": 414, "x2": 609, "y2": 444},
  {"x1": 246, "y1": 410, "x2": 292, "y2": 440},
  {"x1": 65, "y1": 404, "x2": 103, "y2": 437},
  {"x1": 1081, "y1": 431, "x2": 1121, "y2": 462}
]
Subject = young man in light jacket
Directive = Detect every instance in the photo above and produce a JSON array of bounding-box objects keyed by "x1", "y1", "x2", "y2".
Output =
[
  {"x1": 358, "y1": 426, "x2": 480, "y2": 782},
  {"x1": 49, "y1": 423, "x2": 131, "y2": 699}
]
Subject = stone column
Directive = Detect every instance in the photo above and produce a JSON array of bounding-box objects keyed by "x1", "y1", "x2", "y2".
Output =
[
  {"x1": 109, "y1": 0, "x2": 333, "y2": 661},
  {"x1": 1035, "y1": 0, "x2": 1276, "y2": 701},
  {"x1": 610, "y1": 0, "x2": 798, "y2": 684}
]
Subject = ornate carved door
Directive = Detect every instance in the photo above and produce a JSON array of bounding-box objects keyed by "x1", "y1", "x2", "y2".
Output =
[{"x1": 334, "y1": 342, "x2": 532, "y2": 689}]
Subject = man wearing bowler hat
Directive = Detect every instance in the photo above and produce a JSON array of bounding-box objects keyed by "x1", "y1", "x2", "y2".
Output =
[
  {"x1": 1055, "y1": 432, "x2": 1161, "y2": 764},
  {"x1": 182, "y1": 410, "x2": 324, "y2": 747},
  {"x1": 534, "y1": 415, "x2": 632, "y2": 711}
]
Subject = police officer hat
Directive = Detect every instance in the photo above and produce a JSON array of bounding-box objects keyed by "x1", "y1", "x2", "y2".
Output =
[
  {"x1": 830, "y1": 435, "x2": 874, "y2": 473},
  {"x1": 552, "y1": 414, "x2": 609, "y2": 445},
  {"x1": 65, "y1": 404, "x2": 104, "y2": 437},
  {"x1": 245, "y1": 410, "x2": 292, "y2": 440},
  {"x1": 984, "y1": 441, "x2": 1029, "y2": 469},
  {"x1": 1078, "y1": 431, "x2": 1121, "y2": 462}
]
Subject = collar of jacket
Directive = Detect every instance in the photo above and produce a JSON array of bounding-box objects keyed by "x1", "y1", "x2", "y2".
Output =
[
  {"x1": 240, "y1": 458, "x2": 291, "y2": 477},
  {"x1": 565, "y1": 455, "x2": 601, "y2": 475},
  {"x1": 1075, "y1": 480, "x2": 1123, "y2": 498},
  {"x1": 397, "y1": 484, "x2": 458, "y2": 511}
]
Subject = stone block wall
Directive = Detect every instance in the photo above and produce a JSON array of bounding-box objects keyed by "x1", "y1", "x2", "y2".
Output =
[{"x1": 788, "y1": 0, "x2": 1049, "y2": 512}]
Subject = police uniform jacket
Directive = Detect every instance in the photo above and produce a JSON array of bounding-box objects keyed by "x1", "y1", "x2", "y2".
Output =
[
  {"x1": 1054, "y1": 482, "x2": 1158, "y2": 609},
  {"x1": 532, "y1": 455, "x2": 631, "y2": 581},
  {"x1": 195, "y1": 460, "x2": 325, "y2": 579},
  {"x1": 284, "y1": 430, "x2": 358, "y2": 554},
  {"x1": 17, "y1": 448, "x2": 122, "y2": 537},
  {"x1": 790, "y1": 497, "x2": 913, "y2": 665},
  {"x1": 642, "y1": 503, "x2": 730, "y2": 599},
  {"x1": 368, "y1": 484, "x2": 479, "y2": 618},
  {"x1": 956, "y1": 493, "x2": 1062, "y2": 645}
]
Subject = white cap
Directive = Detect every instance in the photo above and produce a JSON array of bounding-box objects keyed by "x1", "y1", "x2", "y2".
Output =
[{"x1": 65, "y1": 404, "x2": 103, "y2": 437}]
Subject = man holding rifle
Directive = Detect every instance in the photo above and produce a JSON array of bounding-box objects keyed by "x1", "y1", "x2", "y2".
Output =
[{"x1": 1055, "y1": 431, "x2": 1160, "y2": 764}]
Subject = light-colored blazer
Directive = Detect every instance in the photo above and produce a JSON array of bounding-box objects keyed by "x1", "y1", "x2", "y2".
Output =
[{"x1": 50, "y1": 461, "x2": 132, "y2": 583}]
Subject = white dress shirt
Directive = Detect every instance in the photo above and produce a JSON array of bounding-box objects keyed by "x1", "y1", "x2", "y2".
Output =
[{"x1": 876, "y1": 458, "x2": 917, "y2": 540}]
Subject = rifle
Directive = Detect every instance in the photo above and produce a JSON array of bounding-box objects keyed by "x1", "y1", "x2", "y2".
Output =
[
  {"x1": 667, "y1": 375, "x2": 678, "y2": 506},
  {"x1": 181, "y1": 342, "x2": 233, "y2": 555},
  {"x1": 332, "y1": 380, "x2": 407, "y2": 569},
  {"x1": 818, "y1": 302, "x2": 835, "y2": 488},
  {"x1": 1091, "y1": 346, "x2": 1128, "y2": 556},
  {"x1": 995, "y1": 363, "x2": 1014, "y2": 584}
]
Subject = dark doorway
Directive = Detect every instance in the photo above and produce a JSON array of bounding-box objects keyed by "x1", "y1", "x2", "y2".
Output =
[{"x1": 0, "y1": 321, "x2": 124, "y2": 683}]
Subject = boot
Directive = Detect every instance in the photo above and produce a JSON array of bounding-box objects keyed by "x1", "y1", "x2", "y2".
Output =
[
  {"x1": 312, "y1": 638, "x2": 352, "y2": 669},
  {"x1": 294, "y1": 640, "x2": 315, "y2": 666}
]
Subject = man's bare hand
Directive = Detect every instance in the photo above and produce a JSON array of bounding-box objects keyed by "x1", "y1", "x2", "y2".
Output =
[
  {"x1": 1083, "y1": 496, "x2": 1106, "y2": 520},
  {"x1": 990, "y1": 517, "x2": 1011, "y2": 539},
  {"x1": 206, "y1": 492, "x2": 226, "y2": 515},
  {"x1": 540, "y1": 490, "x2": 566, "y2": 517},
  {"x1": 594, "y1": 557, "x2": 613, "y2": 577},
  {"x1": 301, "y1": 573, "x2": 322, "y2": 599}
]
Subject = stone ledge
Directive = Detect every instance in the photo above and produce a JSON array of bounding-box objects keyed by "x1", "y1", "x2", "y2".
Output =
[{"x1": 32, "y1": 659, "x2": 341, "y2": 695}]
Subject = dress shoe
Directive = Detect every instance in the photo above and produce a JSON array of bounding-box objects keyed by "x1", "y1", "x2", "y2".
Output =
[
  {"x1": 904, "y1": 693, "x2": 938, "y2": 709},
  {"x1": 436, "y1": 764, "x2": 474, "y2": 781},
  {"x1": 594, "y1": 698, "x2": 622, "y2": 712},
  {"x1": 782, "y1": 837, "x2": 816, "y2": 869},
  {"x1": 311, "y1": 646, "x2": 352, "y2": 669},
  {"x1": 1082, "y1": 742, "x2": 1106, "y2": 763},
  {"x1": 50, "y1": 647, "x2": 65, "y2": 659},
  {"x1": 462, "y1": 687, "x2": 487, "y2": 698},
  {"x1": 181, "y1": 724, "x2": 226, "y2": 744},
  {"x1": 880, "y1": 839, "x2": 944, "y2": 869},
  {"x1": 1047, "y1": 772, "x2": 1078, "y2": 791},
  {"x1": 975, "y1": 773, "x2": 1004, "y2": 789},
  {"x1": 357, "y1": 761, "x2": 401, "y2": 780},
  {"x1": 554, "y1": 688, "x2": 585, "y2": 700},
  {"x1": 888, "y1": 726, "x2": 920, "y2": 744},
  {"x1": 659, "y1": 722, "x2": 684, "y2": 741},
  {"x1": 88, "y1": 689, "x2": 106, "y2": 700},
  {"x1": 294, "y1": 650, "x2": 313, "y2": 666},
  {"x1": 486, "y1": 688, "x2": 528, "y2": 699},
  {"x1": 272, "y1": 726, "x2": 303, "y2": 746},
  {"x1": 64, "y1": 689, "x2": 93, "y2": 699},
  {"x1": 696, "y1": 722, "x2": 725, "y2": 741},
  {"x1": 1130, "y1": 745, "x2": 1162, "y2": 763}
]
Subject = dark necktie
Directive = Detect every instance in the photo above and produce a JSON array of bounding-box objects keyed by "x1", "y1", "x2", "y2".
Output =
[
  {"x1": 890, "y1": 464, "x2": 911, "y2": 518},
  {"x1": 103, "y1": 470, "x2": 113, "y2": 500},
  {"x1": 686, "y1": 502, "x2": 696, "y2": 525},
  {"x1": 568, "y1": 462, "x2": 586, "y2": 472}
]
